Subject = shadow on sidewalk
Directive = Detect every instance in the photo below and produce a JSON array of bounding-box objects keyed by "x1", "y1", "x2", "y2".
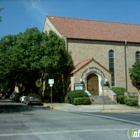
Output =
[{"x1": 0, "y1": 104, "x2": 48, "y2": 114}]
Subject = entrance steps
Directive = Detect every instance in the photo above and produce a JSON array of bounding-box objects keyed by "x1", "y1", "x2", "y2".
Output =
[{"x1": 89, "y1": 95, "x2": 117, "y2": 105}]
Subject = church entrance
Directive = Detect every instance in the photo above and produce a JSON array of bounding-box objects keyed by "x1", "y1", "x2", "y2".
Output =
[{"x1": 87, "y1": 73, "x2": 99, "y2": 95}]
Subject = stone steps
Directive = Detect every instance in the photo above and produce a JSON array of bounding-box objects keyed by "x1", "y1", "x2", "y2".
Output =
[{"x1": 89, "y1": 95, "x2": 117, "y2": 105}]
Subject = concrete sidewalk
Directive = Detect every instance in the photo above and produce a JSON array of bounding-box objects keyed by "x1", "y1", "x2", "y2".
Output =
[{"x1": 43, "y1": 103, "x2": 140, "y2": 113}]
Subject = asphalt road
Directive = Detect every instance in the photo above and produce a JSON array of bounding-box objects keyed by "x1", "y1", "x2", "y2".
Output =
[{"x1": 0, "y1": 101, "x2": 140, "y2": 140}]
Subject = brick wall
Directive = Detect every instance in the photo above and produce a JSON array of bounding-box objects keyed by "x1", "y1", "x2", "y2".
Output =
[
  {"x1": 44, "y1": 18, "x2": 140, "y2": 93},
  {"x1": 68, "y1": 39, "x2": 140, "y2": 92}
]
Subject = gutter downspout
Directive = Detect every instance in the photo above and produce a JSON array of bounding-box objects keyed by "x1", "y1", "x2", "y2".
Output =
[
  {"x1": 62, "y1": 34, "x2": 68, "y2": 94},
  {"x1": 124, "y1": 40, "x2": 128, "y2": 91},
  {"x1": 63, "y1": 34, "x2": 68, "y2": 51}
]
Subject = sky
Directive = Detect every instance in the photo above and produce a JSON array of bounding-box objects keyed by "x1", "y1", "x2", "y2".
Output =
[{"x1": 0, "y1": 0, "x2": 140, "y2": 39}]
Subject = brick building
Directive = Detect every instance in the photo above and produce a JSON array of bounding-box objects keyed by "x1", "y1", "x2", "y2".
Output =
[{"x1": 43, "y1": 15, "x2": 140, "y2": 98}]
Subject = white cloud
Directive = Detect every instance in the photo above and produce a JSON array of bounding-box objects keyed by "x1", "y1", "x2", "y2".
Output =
[{"x1": 23, "y1": 1, "x2": 47, "y2": 24}]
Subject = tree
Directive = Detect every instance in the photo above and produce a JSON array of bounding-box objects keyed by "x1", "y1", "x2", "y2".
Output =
[
  {"x1": 0, "y1": 28, "x2": 73, "y2": 95},
  {"x1": 129, "y1": 61, "x2": 140, "y2": 106},
  {"x1": 0, "y1": 35, "x2": 17, "y2": 91},
  {"x1": 129, "y1": 61, "x2": 140, "y2": 87},
  {"x1": 41, "y1": 31, "x2": 73, "y2": 94},
  {"x1": 0, "y1": 28, "x2": 43, "y2": 93},
  {"x1": 41, "y1": 31, "x2": 73, "y2": 77}
]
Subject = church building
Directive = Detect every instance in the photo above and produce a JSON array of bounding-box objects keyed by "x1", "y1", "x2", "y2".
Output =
[{"x1": 43, "y1": 15, "x2": 140, "y2": 99}]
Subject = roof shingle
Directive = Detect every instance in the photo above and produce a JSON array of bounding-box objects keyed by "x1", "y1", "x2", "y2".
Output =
[
  {"x1": 70, "y1": 58, "x2": 111, "y2": 74},
  {"x1": 47, "y1": 15, "x2": 140, "y2": 43}
]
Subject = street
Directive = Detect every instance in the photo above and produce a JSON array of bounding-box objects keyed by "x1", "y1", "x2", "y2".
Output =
[{"x1": 0, "y1": 101, "x2": 140, "y2": 140}]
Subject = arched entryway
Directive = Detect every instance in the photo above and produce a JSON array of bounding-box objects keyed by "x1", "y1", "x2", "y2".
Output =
[{"x1": 87, "y1": 73, "x2": 99, "y2": 95}]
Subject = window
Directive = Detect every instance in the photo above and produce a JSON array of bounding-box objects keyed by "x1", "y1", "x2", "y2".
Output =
[
  {"x1": 109, "y1": 50, "x2": 115, "y2": 86},
  {"x1": 136, "y1": 51, "x2": 140, "y2": 62}
]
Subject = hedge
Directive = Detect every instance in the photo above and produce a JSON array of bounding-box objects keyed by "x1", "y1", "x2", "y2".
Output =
[
  {"x1": 111, "y1": 87, "x2": 138, "y2": 106},
  {"x1": 124, "y1": 98, "x2": 138, "y2": 106},
  {"x1": 73, "y1": 97, "x2": 91, "y2": 105},
  {"x1": 117, "y1": 95, "x2": 127, "y2": 104},
  {"x1": 111, "y1": 87, "x2": 126, "y2": 95},
  {"x1": 65, "y1": 90, "x2": 88, "y2": 104}
]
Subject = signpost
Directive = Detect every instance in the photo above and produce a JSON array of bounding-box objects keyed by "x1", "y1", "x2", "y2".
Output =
[{"x1": 48, "y1": 79, "x2": 54, "y2": 105}]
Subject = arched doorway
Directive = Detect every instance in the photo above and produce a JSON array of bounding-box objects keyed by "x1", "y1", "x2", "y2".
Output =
[{"x1": 87, "y1": 73, "x2": 99, "y2": 95}]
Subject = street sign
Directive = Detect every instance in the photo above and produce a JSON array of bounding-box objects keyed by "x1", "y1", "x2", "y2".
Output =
[
  {"x1": 48, "y1": 79, "x2": 54, "y2": 84},
  {"x1": 48, "y1": 79, "x2": 54, "y2": 105}
]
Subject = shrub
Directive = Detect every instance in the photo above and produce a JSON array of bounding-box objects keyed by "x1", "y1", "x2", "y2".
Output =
[
  {"x1": 111, "y1": 87, "x2": 126, "y2": 95},
  {"x1": 111, "y1": 87, "x2": 127, "y2": 103},
  {"x1": 73, "y1": 98, "x2": 83, "y2": 105},
  {"x1": 73, "y1": 97, "x2": 91, "y2": 105},
  {"x1": 117, "y1": 95, "x2": 127, "y2": 104},
  {"x1": 124, "y1": 98, "x2": 138, "y2": 106},
  {"x1": 82, "y1": 97, "x2": 91, "y2": 105},
  {"x1": 65, "y1": 90, "x2": 88, "y2": 104}
]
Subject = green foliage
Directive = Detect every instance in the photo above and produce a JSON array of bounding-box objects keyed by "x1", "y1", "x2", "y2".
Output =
[
  {"x1": 111, "y1": 87, "x2": 127, "y2": 95},
  {"x1": 73, "y1": 97, "x2": 91, "y2": 105},
  {"x1": 129, "y1": 61, "x2": 140, "y2": 82},
  {"x1": 0, "y1": 28, "x2": 73, "y2": 93},
  {"x1": 65, "y1": 90, "x2": 88, "y2": 104},
  {"x1": 0, "y1": 28, "x2": 42, "y2": 92},
  {"x1": 41, "y1": 31, "x2": 73, "y2": 77},
  {"x1": 111, "y1": 87, "x2": 127, "y2": 104},
  {"x1": 124, "y1": 98, "x2": 138, "y2": 106},
  {"x1": 117, "y1": 95, "x2": 127, "y2": 104},
  {"x1": 129, "y1": 61, "x2": 140, "y2": 89}
]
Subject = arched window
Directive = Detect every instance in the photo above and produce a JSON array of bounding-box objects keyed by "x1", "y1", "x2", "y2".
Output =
[
  {"x1": 109, "y1": 50, "x2": 115, "y2": 86},
  {"x1": 136, "y1": 51, "x2": 140, "y2": 62}
]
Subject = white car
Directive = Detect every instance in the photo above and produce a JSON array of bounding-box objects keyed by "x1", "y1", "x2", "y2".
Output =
[{"x1": 20, "y1": 96, "x2": 26, "y2": 103}]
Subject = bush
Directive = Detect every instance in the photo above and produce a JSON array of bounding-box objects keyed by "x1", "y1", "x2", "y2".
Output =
[
  {"x1": 124, "y1": 98, "x2": 138, "y2": 106},
  {"x1": 73, "y1": 97, "x2": 91, "y2": 105},
  {"x1": 117, "y1": 95, "x2": 127, "y2": 104},
  {"x1": 111, "y1": 87, "x2": 127, "y2": 103},
  {"x1": 73, "y1": 98, "x2": 83, "y2": 105},
  {"x1": 65, "y1": 90, "x2": 88, "y2": 104},
  {"x1": 111, "y1": 87, "x2": 126, "y2": 95}
]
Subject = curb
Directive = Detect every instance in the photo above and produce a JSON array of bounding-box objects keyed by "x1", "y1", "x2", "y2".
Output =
[
  {"x1": 43, "y1": 103, "x2": 140, "y2": 113},
  {"x1": 43, "y1": 104, "x2": 61, "y2": 111},
  {"x1": 100, "y1": 110, "x2": 140, "y2": 113}
]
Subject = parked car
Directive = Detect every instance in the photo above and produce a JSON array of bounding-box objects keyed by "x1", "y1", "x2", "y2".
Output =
[
  {"x1": 10, "y1": 92, "x2": 23, "y2": 102},
  {"x1": 0, "y1": 93, "x2": 2, "y2": 99},
  {"x1": 24, "y1": 94, "x2": 42, "y2": 105},
  {"x1": 0, "y1": 91, "x2": 11, "y2": 99},
  {"x1": 20, "y1": 95, "x2": 27, "y2": 103}
]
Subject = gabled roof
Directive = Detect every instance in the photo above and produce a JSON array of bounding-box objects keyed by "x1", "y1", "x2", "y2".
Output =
[
  {"x1": 47, "y1": 15, "x2": 140, "y2": 43},
  {"x1": 71, "y1": 58, "x2": 93, "y2": 74},
  {"x1": 71, "y1": 58, "x2": 111, "y2": 74}
]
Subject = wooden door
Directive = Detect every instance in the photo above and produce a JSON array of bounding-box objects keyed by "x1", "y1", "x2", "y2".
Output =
[{"x1": 87, "y1": 74, "x2": 98, "y2": 95}]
